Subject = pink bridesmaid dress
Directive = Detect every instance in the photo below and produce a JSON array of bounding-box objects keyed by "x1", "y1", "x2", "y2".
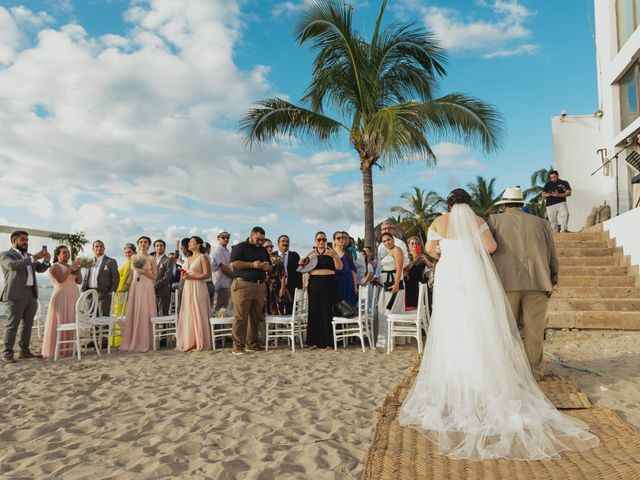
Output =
[
  {"x1": 121, "y1": 257, "x2": 157, "y2": 352},
  {"x1": 176, "y1": 255, "x2": 212, "y2": 351},
  {"x1": 42, "y1": 264, "x2": 80, "y2": 359}
]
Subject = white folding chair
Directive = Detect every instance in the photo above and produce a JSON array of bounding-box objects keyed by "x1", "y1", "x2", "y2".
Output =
[
  {"x1": 34, "y1": 299, "x2": 44, "y2": 338},
  {"x1": 332, "y1": 286, "x2": 373, "y2": 352},
  {"x1": 151, "y1": 291, "x2": 178, "y2": 351},
  {"x1": 209, "y1": 312, "x2": 234, "y2": 351},
  {"x1": 387, "y1": 282, "x2": 430, "y2": 354},
  {"x1": 91, "y1": 292, "x2": 128, "y2": 354},
  {"x1": 54, "y1": 289, "x2": 100, "y2": 361},
  {"x1": 264, "y1": 288, "x2": 306, "y2": 351}
]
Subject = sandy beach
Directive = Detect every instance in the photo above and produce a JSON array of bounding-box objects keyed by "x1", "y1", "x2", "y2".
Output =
[{"x1": 1, "y1": 331, "x2": 639, "y2": 479}]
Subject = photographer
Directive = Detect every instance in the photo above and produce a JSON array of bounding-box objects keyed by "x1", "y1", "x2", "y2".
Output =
[
  {"x1": 229, "y1": 226, "x2": 272, "y2": 355},
  {"x1": 542, "y1": 170, "x2": 572, "y2": 232}
]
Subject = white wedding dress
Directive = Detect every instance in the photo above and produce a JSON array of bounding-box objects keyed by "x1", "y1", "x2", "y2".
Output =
[{"x1": 399, "y1": 204, "x2": 599, "y2": 460}]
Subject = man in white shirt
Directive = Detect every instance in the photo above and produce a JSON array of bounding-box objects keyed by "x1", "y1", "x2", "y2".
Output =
[
  {"x1": 0, "y1": 231, "x2": 51, "y2": 362},
  {"x1": 81, "y1": 240, "x2": 119, "y2": 317},
  {"x1": 211, "y1": 231, "x2": 234, "y2": 312}
]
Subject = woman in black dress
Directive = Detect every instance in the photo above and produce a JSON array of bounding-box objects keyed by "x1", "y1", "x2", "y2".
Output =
[
  {"x1": 300, "y1": 231, "x2": 343, "y2": 348},
  {"x1": 404, "y1": 236, "x2": 433, "y2": 309},
  {"x1": 263, "y1": 239, "x2": 286, "y2": 315}
]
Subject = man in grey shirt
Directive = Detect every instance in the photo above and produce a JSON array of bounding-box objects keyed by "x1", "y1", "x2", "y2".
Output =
[{"x1": 211, "y1": 231, "x2": 234, "y2": 313}]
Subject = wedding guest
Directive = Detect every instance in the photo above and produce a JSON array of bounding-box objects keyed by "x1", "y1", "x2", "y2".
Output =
[
  {"x1": 363, "y1": 246, "x2": 377, "y2": 275},
  {"x1": 176, "y1": 236, "x2": 213, "y2": 351},
  {"x1": 333, "y1": 231, "x2": 357, "y2": 304},
  {"x1": 345, "y1": 234, "x2": 358, "y2": 261},
  {"x1": 375, "y1": 222, "x2": 409, "y2": 280},
  {"x1": 114, "y1": 243, "x2": 136, "y2": 317},
  {"x1": 204, "y1": 241, "x2": 215, "y2": 305},
  {"x1": 211, "y1": 231, "x2": 233, "y2": 312},
  {"x1": 404, "y1": 236, "x2": 433, "y2": 309},
  {"x1": 121, "y1": 236, "x2": 157, "y2": 353},
  {"x1": 277, "y1": 234, "x2": 302, "y2": 314},
  {"x1": 263, "y1": 239, "x2": 286, "y2": 315},
  {"x1": 153, "y1": 239, "x2": 172, "y2": 315},
  {"x1": 542, "y1": 170, "x2": 572, "y2": 233},
  {"x1": 0, "y1": 231, "x2": 51, "y2": 362},
  {"x1": 230, "y1": 226, "x2": 271, "y2": 355},
  {"x1": 168, "y1": 252, "x2": 181, "y2": 291},
  {"x1": 81, "y1": 240, "x2": 119, "y2": 317},
  {"x1": 301, "y1": 232, "x2": 342, "y2": 349},
  {"x1": 42, "y1": 246, "x2": 82, "y2": 359},
  {"x1": 356, "y1": 247, "x2": 374, "y2": 286},
  {"x1": 376, "y1": 233, "x2": 405, "y2": 348},
  {"x1": 488, "y1": 187, "x2": 559, "y2": 380}
]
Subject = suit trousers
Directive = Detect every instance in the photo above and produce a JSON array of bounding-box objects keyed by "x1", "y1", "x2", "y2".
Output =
[
  {"x1": 505, "y1": 290, "x2": 549, "y2": 381},
  {"x1": 231, "y1": 279, "x2": 266, "y2": 348},
  {"x1": 87, "y1": 289, "x2": 113, "y2": 317},
  {"x1": 3, "y1": 289, "x2": 37, "y2": 354},
  {"x1": 157, "y1": 294, "x2": 171, "y2": 316}
]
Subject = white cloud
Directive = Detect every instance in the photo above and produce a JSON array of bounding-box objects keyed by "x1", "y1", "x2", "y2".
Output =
[
  {"x1": 394, "y1": 0, "x2": 537, "y2": 59},
  {"x1": 272, "y1": 1, "x2": 369, "y2": 19},
  {"x1": 430, "y1": 142, "x2": 484, "y2": 170}
]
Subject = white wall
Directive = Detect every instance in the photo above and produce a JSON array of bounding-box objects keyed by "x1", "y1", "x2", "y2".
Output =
[
  {"x1": 552, "y1": 115, "x2": 611, "y2": 231},
  {"x1": 604, "y1": 207, "x2": 640, "y2": 266}
]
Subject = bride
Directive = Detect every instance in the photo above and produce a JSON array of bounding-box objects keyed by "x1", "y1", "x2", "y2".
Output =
[{"x1": 399, "y1": 188, "x2": 599, "y2": 460}]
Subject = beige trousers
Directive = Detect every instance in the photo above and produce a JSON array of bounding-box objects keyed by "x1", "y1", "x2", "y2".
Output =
[
  {"x1": 230, "y1": 279, "x2": 266, "y2": 348},
  {"x1": 505, "y1": 291, "x2": 549, "y2": 381}
]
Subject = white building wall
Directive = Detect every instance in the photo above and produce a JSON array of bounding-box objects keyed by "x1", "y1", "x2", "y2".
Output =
[
  {"x1": 551, "y1": 115, "x2": 608, "y2": 232},
  {"x1": 604, "y1": 207, "x2": 640, "y2": 266}
]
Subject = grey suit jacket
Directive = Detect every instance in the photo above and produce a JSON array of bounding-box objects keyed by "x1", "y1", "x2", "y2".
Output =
[
  {"x1": 81, "y1": 255, "x2": 119, "y2": 295},
  {"x1": 154, "y1": 254, "x2": 172, "y2": 297},
  {"x1": 487, "y1": 210, "x2": 559, "y2": 293},
  {"x1": 0, "y1": 249, "x2": 50, "y2": 301}
]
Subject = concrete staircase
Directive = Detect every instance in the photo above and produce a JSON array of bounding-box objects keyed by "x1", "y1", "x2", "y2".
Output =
[{"x1": 547, "y1": 228, "x2": 640, "y2": 329}]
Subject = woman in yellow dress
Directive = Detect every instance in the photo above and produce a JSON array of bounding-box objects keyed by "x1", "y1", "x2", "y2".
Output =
[{"x1": 111, "y1": 243, "x2": 136, "y2": 346}]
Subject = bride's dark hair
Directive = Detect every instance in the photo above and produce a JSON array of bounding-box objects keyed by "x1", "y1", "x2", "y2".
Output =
[{"x1": 447, "y1": 188, "x2": 472, "y2": 210}]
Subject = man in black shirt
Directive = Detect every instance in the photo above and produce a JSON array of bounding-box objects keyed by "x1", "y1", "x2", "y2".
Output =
[
  {"x1": 230, "y1": 226, "x2": 271, "y2": 354},
  {"x1": 542, "y1": 170, "x2": 572, "y2": 232}
]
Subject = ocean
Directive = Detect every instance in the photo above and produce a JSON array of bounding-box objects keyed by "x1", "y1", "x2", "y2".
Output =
[{"x1": 0, "y1": 274, "x2": 53, "y2": 320}]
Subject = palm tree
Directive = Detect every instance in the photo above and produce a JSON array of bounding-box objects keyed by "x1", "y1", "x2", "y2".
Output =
[
  {"x1": 467, "y1": 176, "x2": 500, "y2": 218},
  {"x1": 524, "y1": 165, "x2": 552, "y2": 218},
  {"x1": 391, "y1": 187, "x2": 445, "y2": 243},
  {"x1": 49, "y1": 232, "x2": 89, "y2": 260},
  {"x1": 240, "y1": 0, "x2": 504, "y2": 247}
]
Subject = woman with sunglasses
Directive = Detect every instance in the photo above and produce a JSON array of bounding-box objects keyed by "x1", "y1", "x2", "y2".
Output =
[
  {"x1": 300, "y1": 232, "x2": 343, "y2": 349},
  {"x1": 263, "y1": 239, "x2": 286, "y2": 316}
]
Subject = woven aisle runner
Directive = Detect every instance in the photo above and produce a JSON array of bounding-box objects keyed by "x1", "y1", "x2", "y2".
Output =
[{"x1": 363, "y1": 356, "x2": 640, "y2": 480}]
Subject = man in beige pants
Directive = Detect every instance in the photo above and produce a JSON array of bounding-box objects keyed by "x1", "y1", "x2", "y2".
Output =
[{"x1": 488, "y1": 188, "x2": 559, "y2": 381}]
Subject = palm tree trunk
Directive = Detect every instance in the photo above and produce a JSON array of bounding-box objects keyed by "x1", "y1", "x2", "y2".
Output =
[{"x1": 361, "y1": 160, "x2": 375, "y2": 248}]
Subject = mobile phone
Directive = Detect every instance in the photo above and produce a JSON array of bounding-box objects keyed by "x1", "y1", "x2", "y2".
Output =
[
  {"x1": 42, "y1": 245, "x2": 48, "y2": 252},
  {"x1": 327, "y1": 242, "x2": 333, "y2": 248}
]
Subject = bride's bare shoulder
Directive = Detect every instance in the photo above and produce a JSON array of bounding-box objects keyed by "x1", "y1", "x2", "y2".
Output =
[
  {"x1": 431, "y1": 213, "x2": 449, "y2": 235},
  {"x1": 475, "y1": 215, "x2": 486, "y2": 226}
]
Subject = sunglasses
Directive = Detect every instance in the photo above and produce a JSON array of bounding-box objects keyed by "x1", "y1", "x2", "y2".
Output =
[
  {"x1": 219, "y1": 236, "x2": 229, "y2": 240},
  {"x1": 265, "y1": 245, "x2": 273, "y2": 249},
  {"x1": 316, "y1": 238, "x2": 327, "y2": 242}
]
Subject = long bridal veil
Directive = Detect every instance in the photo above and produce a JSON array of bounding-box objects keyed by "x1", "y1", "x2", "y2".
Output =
[{"x1": 398, "y1": 203, "x2": 598, "y2": 460}]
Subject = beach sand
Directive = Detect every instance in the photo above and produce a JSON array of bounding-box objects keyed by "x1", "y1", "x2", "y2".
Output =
[{"x1": 1, "y1": 331, "x2": 638, "y2": 479}]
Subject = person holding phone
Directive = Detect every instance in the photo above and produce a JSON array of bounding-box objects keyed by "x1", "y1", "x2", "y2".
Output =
[
  {"x1": 0, "y1": 231, "x2": 51, "y2": 362},
  {"x1": 404, "y1": 236, "x2": 433, "y2": 310},
  {"x1": 229, "y1": 226, "x2": 271, "y2": 355},
  {"x1": 300, "y1": 232, "x2": 343, "y2": 349}
]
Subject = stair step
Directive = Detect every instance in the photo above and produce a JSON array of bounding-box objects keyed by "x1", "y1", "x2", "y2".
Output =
[
  {"x1": 553, "y1": 232, "x2": 607, "y2": 241},
  {"x1": 560, "y1": 266, "x2": 629, "y2": 276},
  {"x1": 553, "y1": 287, "x2": 640, "y2": 298},
  {"x1": 557, "y1": 248, "x2": 615, "y2": 257},
  {"x1": 561, "y1": 257, "x2": 623, "y2": 266},
  {"x1": 553, "y1": 241, "x2": 610, "y2": 249},
  {"x1": 557, "y1": 276, "x2": 636, "y2": 287},
  {"x1": 548, "y1": 298, "x2": 640, "y2": 311},
  {"x1": 547, "y1": 311, "x2": 640, "y2": 329}
]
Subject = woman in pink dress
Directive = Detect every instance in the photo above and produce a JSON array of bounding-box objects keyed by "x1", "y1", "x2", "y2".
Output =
[
  {"x1": 176, "y1": 236, "x2": 212, "y2": 351},
  {"x1": 121, "y1": 236, "x2": 157, "y2": 352},
  {"x1": 42, "y1": 246, "x2": 82, "y2": 359}
]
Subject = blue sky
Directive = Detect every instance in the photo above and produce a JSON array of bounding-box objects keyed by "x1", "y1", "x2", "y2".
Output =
[{"x1": 0, "y1": 0, "x2": 598, "y2": 257}]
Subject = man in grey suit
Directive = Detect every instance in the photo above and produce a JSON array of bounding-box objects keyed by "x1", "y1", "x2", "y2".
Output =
[
  {"x1": 0, "y1": 230, "x2": 51, "y2": 362},
  {"x1": 488, "y1": 187, "x2": 559, "y2": 381},
  {"x1": 153, "y1": 239, "x2": 173, "y2": 315},
  {"x1": 81, "y1": 240, "x2": 119, "y2": 317}
]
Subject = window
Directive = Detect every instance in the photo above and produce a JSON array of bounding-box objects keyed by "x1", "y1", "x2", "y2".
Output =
[
  {"x1": 617, "y1": 0, "x2": 640, "y2": 49},
  {"x1": 620, "y1": 63, "x2": 640, "y2": 130}
]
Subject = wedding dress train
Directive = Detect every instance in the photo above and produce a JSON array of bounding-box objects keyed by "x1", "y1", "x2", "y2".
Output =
[{"x1": 399, "y1": 203, "x2": 598, "y2": 460}]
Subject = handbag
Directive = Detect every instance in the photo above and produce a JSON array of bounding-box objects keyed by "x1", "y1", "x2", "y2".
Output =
[{"x1": 332, "y1": 300, "x2": 358, "y2": 318}]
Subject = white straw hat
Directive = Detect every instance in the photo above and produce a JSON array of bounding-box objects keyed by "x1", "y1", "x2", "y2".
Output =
[{"x1": 494, "y1": 187, "x2": 526, "y2": 206}]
